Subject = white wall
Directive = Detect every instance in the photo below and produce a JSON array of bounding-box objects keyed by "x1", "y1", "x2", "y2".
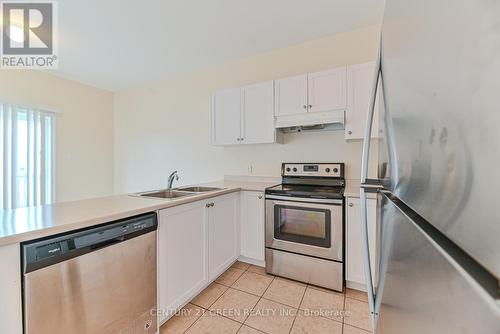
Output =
[
  {"x1": 0, "y1": 71, "x2": 114, "y2": 202},
  {"x1": 114, "y1": 25, "x2": 381, "y2": 193}
]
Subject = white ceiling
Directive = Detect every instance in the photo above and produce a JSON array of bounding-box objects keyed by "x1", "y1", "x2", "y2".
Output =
[{"x1": 51, "y1": 0, "x2": 384, "y2": 91}]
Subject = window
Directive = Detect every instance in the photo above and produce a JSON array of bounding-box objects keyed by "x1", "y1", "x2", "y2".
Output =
[{"x1": 0, "y1": 103, "x2": 55, "y2": 210}]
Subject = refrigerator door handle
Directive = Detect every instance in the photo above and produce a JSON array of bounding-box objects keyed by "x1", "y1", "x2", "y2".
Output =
[
  {"x1": 360, "y1": 37, "x2": 382, "y2": 331},
  {"x1": 360, "y1": 40, "x2": 382, "y2": 185}
]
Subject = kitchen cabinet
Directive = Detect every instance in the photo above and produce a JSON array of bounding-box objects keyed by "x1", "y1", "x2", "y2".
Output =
[
  {"x1": 158, "y1": 200, "x2": 208, "y2": 323},
  {"x1": 241, "y1": 81, "x2": 277, "y2": 144},
  {"x1": 158, "y1": 193, "x2": 240, "y2": 323},
  {"x1": 307, "y1": 67, "x2": 347, "y2": 113},
  {"x1": 345, "y1": 62, "x2": 381, "y2": 140},
  {"x1": 346, "y1": 197, "x2": 377, "y2": 291},
  {"x1": 212, "y1": 81, "x2": 280, "y2": 146},
  {"x1": 275, "y1": 67, "x2": 346, "y2": 116},
  {"x1": 212, "y1": 88, "x2": 241, "y2": 145},
  {"x1": 0, "y1": 243, "x2": 23, "y2": 334},
  {"x1": 239, "y1": 191, "x2": 265, "y2": 265},
  {"x1": 208, "y1": 193, "x2": 240, "y2": 280},
  {"x1": 274, "y1": 74, "x2": 308, "y2": 116}
]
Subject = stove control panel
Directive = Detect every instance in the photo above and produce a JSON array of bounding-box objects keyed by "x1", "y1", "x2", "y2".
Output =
[{"x1": 282, "y1": 163, "x2": 343, "y2": 178}]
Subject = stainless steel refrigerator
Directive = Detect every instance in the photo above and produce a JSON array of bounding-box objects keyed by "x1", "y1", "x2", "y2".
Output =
[{"x1": 359, "y1": 0, "x2": 500, "y2": 333}]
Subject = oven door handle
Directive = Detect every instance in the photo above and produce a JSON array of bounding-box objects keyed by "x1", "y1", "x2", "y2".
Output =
[{"x1": 265, "y1": 195, "x2": 343, "y2": 205}]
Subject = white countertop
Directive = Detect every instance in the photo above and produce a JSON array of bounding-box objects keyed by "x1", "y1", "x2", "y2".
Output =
[
  {"x1": 0, "y1": 176, "x2": 378, "y2": 246},
  {"x1": 0, "y1": 179, "x2": 277, "y2": 247}
]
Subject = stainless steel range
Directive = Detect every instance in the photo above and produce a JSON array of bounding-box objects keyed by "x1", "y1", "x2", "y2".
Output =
[{"x1": 265, "y1": 163, "x2": 345, "y2": 292}]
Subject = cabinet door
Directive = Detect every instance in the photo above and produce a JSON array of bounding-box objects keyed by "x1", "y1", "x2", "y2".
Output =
[
  {"x1": 212, "y1": 88, "x2": 241, "y2": 145},
  {"x1": 158, "y1": 201, "x2": 208, "y2": 323},
  {"x1": 209, "y1": 193, "x2": 240, "y2": 280},
  {"x1": 345, "y1": 62, "x2": 380, "y2": 140},
  {"x1": 308, "y1": 67, "x2": 347, "y2": 113},
  {"x1": 240, "y1": 191, "x2": 265, "y2": 262},
  {"x1": 346, "y1": 197, "x2": 377, "y2": 289},
  {"x1": 241, "y1": 81, "x2": 275, "y2": 144},
  {"x1": 274, "y1": 74, "x2": 308, "y2": 116}
]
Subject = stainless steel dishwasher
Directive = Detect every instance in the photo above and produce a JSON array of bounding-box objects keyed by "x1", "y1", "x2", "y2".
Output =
[{"x1": 22, "y1": 213, "x2": 158, "y2": 334}]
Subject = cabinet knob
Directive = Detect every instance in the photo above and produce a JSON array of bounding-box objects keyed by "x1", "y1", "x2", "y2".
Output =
[
  {"x1": 308, "y1": 105, "x2": 312, "y2": 109},
  {"x1": 258, "y1": 195, "x2": 262, "y2": 199},
  {"x1": 348, "y1": 130, "x2": 352, "y2": 135},
  {"x1": 303, "y1": 105, "x2": 307, "y2": 109},
  {"x1": 348, "y1": 203, "x2": 354, "y2": 207}
]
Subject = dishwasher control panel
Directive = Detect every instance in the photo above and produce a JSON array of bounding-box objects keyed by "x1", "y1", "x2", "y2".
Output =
[{"x1": 22, "y1": 212, "x2": 157, "y2": 273}]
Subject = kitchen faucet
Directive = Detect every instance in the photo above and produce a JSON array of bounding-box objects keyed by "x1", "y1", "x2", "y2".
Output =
[{"x1": 167, "y1": 171, "x2": 179, "y2": 190}]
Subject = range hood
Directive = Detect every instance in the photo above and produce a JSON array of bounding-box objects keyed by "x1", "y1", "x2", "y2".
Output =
[{"x1": 275, "y1": 110, "x2": 345, "y2": 131}]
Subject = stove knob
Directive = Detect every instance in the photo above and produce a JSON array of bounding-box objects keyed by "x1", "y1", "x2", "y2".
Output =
[
  {"x1": 292, "y1": 167, "x2": 297, "y2": 172},
  {"x1": 286, "y1": 167, "x2": 291, "y2": 172},
  {"x1": 325, "y1": 168, "x2": 331, "y2": 173},
  {"x1": 333, "y1": 168, "x2": 339, "y2": 173}
]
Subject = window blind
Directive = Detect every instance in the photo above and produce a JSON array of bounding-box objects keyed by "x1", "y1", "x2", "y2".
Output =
[{"x1": 0, "y1": 103, "x2": 55, "y2": 210}]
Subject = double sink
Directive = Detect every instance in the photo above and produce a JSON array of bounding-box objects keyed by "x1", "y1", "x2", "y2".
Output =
[{"x1": 136, "y1": 186, "x2": 224, "y2": 199}]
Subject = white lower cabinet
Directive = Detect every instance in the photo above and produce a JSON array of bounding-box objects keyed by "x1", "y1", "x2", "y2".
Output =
[
  {"x1": 208, "y1": 193, "x2": 240, "y2": 280},
  {"x1": 157, "y1": 193, "x2": 239, "y2": 324},
  {"x1": 158, "y1": 200, "x2": 208, "y2": 324},
  {"x1": 239, "y1": 191, "x2": 265, "y2": 264},
  {"x1": 346, "y1": 197, "x2": 377, "y2": 290}
]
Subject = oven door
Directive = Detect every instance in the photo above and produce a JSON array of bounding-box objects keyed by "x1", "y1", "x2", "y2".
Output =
[{"x1": 265, "y1": 195, "x2": 343, "y2": 261}]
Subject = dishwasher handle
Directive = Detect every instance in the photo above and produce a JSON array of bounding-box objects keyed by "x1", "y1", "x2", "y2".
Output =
[
  {"x1": 22, "y1": 212, "x2": 157, "y2": 274},
  {"x1": 90, "y1": 235, "x2": 126, "y2": 250}
]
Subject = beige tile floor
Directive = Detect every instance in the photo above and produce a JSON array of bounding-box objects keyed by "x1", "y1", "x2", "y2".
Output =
[{"x1": 161, "y1": 261, "x2": 372, "y2": 334}]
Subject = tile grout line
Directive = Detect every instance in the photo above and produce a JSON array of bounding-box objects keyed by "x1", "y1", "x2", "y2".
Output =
[
  {"x1": 181, "y1": 305, "x2": 207, "y2": 334},
  {"x1": 242, "y1": 269, "x2": 276, "y2": 334},
  {"x1": 343, "y1": 293, "x2": 373, "y2": 333},
  {"x1": 183, "y1": 269, "x2": 238, "y2": 334},
  {"x1": 218, "y1": 263, "x2": 273, "y2": 334},
  {"x1": 287, "y1": 282, "x2": 308, "y2": 334},
  {"x1": 295, "y1": 285, "x2": 345, "y2": 325}
]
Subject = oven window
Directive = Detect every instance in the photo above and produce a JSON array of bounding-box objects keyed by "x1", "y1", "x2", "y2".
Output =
[{"x1": 274, "y1": 205, "x2": 331, "y2": 248}]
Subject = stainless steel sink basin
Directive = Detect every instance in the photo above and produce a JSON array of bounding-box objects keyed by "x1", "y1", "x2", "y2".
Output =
[
  {"x1": 176, "y1": 186, "x2": 223, "y2": 193},
  {"x1": 137, "y1": 190, "x2": 195, "y2": 199}
]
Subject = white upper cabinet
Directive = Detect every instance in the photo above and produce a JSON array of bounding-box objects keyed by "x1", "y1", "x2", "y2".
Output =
[
  {"x1": 308, "y1": 67, "x2": 347, "y2": 113},
  {"x1": 274, "y1": 67, "x2": 346, "y2": 128},
  {"x1": 345, "y1": 62, "x2": 380, "y2": 140},
  {"x1": 212, "y1": 88, "x2": 241, "y2": 145},
  {"x1": 213, "y1": 62, "x2": 377, "y2": 143},
  {"x1": 275, "y1": 68, "x2": 346, "y2": 116},
  {"x1": 212, "y1": 84, "x2": 279, "y2": 146},
  {"x1": 241, "y1": 81, "x2": 276, "y2": 144},
  {"x1": 274, "y1": 74, "x2": 308, "y2": 116}
]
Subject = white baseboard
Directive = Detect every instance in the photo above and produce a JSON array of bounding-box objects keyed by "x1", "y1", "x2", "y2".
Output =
[
  {"x1": 238, "y1": 256, "x2": 265, "y2": 267},
  {"x1": 346, "y1": 280, "x2": 367, "y2": 292}
]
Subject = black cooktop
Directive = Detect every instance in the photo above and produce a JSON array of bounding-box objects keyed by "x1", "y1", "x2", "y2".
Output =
[{"x1": 265, "y1": 184, "x2": 345, "y2": 200}]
